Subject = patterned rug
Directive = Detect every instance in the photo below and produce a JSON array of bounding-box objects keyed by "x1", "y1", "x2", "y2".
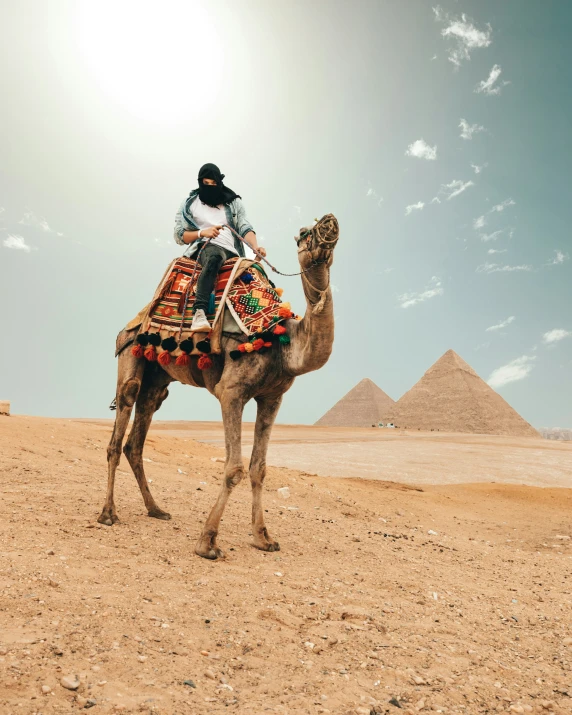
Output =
[{"x1": 129, "y1": 256, "x2": 297, "y2": 367}]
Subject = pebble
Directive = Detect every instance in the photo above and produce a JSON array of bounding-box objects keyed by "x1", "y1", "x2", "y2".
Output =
[
  {"x1": 41, "y1": 685, "x2": 51, "y2": 694},
  {"x1": 200, "y1": 650, "x2": 209, "y2": 656},
  {"x1": 183, "y1": 680, "x2": 196, "y2": 688},
  {"x1": 428, "y1": 529, "x2": 438, "y2": 536},
  {"x1": 277, "y1": 487, "x2": 290, "y2": 498},
  {"x1": 563, "y1": 637, "x2": 572, "y2": 646},
  {"x1": 412, "y1": 675, "x2": 425, "y2": 685},
  {"x1": 61, "y1": 674, "x2": 80, "y2": 690},
  {"x1": 0, "y1": 647, "x2": 8, "y2": 656},
  {"x1": 204, "y1": 669, "x2": 216, "y2": 680},
  {"x1": 137, "y1": 655, "x2": 147, "y2": 662}
]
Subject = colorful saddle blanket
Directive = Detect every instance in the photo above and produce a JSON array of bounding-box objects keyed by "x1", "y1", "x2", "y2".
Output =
[{"x1": 128, "y1": 256, "x2": 297, "y2": 363}]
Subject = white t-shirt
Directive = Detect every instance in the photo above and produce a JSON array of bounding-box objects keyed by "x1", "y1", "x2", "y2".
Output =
[{"x1": 191, "y1": 197, "x2": 238, "y2": 255}]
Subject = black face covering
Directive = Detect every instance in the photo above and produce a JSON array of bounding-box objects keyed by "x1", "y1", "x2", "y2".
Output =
[{"x1": 197, "y1": 163, "x2": 241, "y2": 207}]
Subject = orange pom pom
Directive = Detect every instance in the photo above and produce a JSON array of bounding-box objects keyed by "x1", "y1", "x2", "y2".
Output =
[
  {"x1": 198, "y1": 354, "x2": 213, "y2": 370},
  {"x1": 275, "y1": 287, "x2": 284, "y2": 297},
  {"x1": 175, "y1": 353, "x2": 191, "y2": 366},
  {"x1": 263, "y1": 341, "x2": 272, "y2": 348},
  {"x1": 278, "y1": 308, "x2": 292, "y2": 319},
  {"x1": 144, "y1": 346, "x2": 157, "y2": 362},
  {"x1": 244, "y1": 343, "x2": 254, "y2": 353},
  {"x1": 252, "y1": 338, "x2": 264, "y2": 351},
  {"x1": 131, "y1": 344, "x2": 144, "y2": 358},
  {"x1": 237, "y1": 343, "x2": 247, "y2": 353},
  {"x1": 279, "y1": 302, "x2": 291, "y2": 310},
  {"x1": 158, "y1": 350, "x2": 171, "y2": 366},
  {"x1": 273, "y1": 324, "x2": 287, "y2": 336}
]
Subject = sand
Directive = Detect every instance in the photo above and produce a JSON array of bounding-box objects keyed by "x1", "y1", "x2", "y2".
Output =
[{"x1": 1, "y1": 415, "x2": 572, "y2": 714}]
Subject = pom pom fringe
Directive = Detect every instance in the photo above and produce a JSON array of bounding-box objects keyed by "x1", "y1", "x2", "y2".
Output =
[
  {"x1": 131, "y1": 344, "x2": 144, "y2": 358},
  {"x1": 158, "y1": 351, "x2": 172, "y2": 366},
  {"x1": 144, "y1": 346, "x2": 157, "y2": 361},
  {"x1": 175, "y1": 353, "x2": 191, "y2": 366},
  {"x1": 198, "y1": 354, "x2": 213, "y2": 370}
]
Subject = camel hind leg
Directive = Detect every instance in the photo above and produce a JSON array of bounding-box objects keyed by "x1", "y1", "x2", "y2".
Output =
[
  {"x1": 98, "y1": 349, "x2": 144, "y2": 525},
  {"x1": 123, "y1": 367, "x2": 173, "y2": 520}
]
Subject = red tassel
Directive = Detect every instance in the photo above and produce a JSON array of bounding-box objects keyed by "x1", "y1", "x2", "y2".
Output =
[
  {"x1": 144, "y1": 346, "x2": 157, "y2": 362},
  {"x1": 131, "y1": 344, "x2": 144, "y2": 358},
  {"x1": 252, "y1": 338, "x2": 265, "y2": 351},
  {"x1": 175, "y1": 353, "x2": 191, "y2": 366},
  {"x1": 197, "y1": 354, "x2": 213, "y2": 370},
  {"x1": 158, "y1": 350, "x2": 171, "y2": 366},
  {"x1": 273, "y1": 324, "x2": 287, "y2": 336}
]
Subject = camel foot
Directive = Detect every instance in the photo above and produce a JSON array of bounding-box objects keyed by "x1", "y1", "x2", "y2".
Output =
[
  {"x1": 253, "y1": 539, "x2": 280, "y2": 552},
  {"x1": 253, "y1": 527, "x2": 280, "y2": 552},
  {"x1": 147, "y1": 507, "x2": 171, "y2": 521},
  {"x1": 195, "y1": 533, "x2": 225, "y2": 560},
  {"x1": 97, "y1": 510, "x2": 119, "y2": 526}
]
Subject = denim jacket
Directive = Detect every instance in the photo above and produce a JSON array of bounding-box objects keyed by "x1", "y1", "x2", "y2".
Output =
[{"x1": 173, "y1": 189, "x2": 255, "y2": 258}]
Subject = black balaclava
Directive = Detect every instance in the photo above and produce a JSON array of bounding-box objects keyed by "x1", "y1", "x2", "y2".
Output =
[{"x1": 197, "y1": 163, "x2": 241, "y2": 207}]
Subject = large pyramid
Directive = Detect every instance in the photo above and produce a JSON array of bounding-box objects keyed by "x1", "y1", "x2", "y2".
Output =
[
  {"x1": 315, "y1": 378, "x2": 395, "y2": 427},
  {"x1": 386, "y1": 349, "x2": 539, "y2": 437}
]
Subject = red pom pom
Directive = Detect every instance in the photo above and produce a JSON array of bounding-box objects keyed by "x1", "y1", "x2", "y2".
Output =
[
  {"x1": 144, "y1": 346, "x2": 157, "y2": 361},
  {"x1": 237, "y1": 343, "x2": 247, "y2": 353},
  {"x1": 252, "y1": 338, "x2": 264, "y2": 351},
  {"x1": 175, "y1": 353, "x2": 191, "y2": 366},
  {"x1": 273, "y1": 324, "x2": 287, "y2": 336},
  {"x1": 198, "y1": 354, "x2": 213, "y2": 370},
  {"x1": 131, "y1": 344, "x2": 144, "y2": 358},
  {"x1": 278, "y1": 308, "x2": 292, "y2": 319},
  {"x1": 263, "y1": 341, "x2": 272, "y2": 348},
  {"x1": 158, "y1": 350, "x2": 171, "y2": 366}
]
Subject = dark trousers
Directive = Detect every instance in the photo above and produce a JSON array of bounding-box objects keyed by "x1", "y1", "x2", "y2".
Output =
[{"x1": 194, "y1": 243, "x2": 236, "y2": 313}]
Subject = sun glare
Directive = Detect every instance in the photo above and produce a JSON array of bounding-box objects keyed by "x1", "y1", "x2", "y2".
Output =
[{"x1": 75, "y1": 0, "x2": 224, "y2": 124}]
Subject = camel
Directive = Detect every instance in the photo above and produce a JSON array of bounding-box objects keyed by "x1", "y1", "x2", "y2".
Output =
[{"x1": 98, "y1": 213, "x2": 340, "y2": 559}]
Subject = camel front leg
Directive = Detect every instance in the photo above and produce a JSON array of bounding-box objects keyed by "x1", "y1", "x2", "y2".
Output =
[
  {"x1": 250, "y1": 396, "x2": 282, "y2": 552},
  {"x1": 195, "y1": 393, "x2": 246, "y2": 560}
]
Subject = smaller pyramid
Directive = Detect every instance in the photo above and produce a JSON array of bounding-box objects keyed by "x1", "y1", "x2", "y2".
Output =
[
  {"x1": 386, "y1": 349, "x2": 539, "y2": 437},
  {"x1": 315, "y1": 378, "x2": 395, "y2": 427}
]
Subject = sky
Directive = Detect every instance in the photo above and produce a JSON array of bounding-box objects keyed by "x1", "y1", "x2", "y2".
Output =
[{"x1": 1, "y1": 0, "x2": 571, "y2": 428}]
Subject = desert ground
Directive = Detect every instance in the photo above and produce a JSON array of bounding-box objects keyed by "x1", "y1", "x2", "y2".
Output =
[{"x1": 1, "y1": 416, "x2": 572, "y2": 715}]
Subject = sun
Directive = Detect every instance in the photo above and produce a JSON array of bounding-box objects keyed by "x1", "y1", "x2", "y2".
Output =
[{"x1": 75, "y1": 0, "x2": 224, "y2": 124}]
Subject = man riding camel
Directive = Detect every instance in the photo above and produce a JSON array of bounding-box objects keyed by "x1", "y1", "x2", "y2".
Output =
[{"x1": 174, "y1": 163, "x2": 266, "y2": 332}]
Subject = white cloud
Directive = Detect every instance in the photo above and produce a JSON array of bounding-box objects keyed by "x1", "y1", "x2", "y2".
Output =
[
  {"x1": 405, "y1": 201, "x2": 425, "y2": 216},
  {"x1": 476, "y1": 262, "x2": 532, "y2": 274},
  {"x1": 431, "y1": 197, "x2": 441, "y2": 204},
  {"x1": 459, "y1": 118, "x2": 485, "y2": 140},
  {"x1": 405, "y1": 139, "x2": 437, "y2": 161},
  {"x1": 433, "y1": 6, "x2": 492, "y2": 67},
  {"x1": 542, "y1": 329, "x2": 571, "y2": 345},
  {"x1": 3, "y1": 234, "x2": 32, "y2": 252},
  {"x1": 398, "y1": 276, "x2": 443, "y2": 309},
  {"x1": 488, "y1": 355, "x2": 535, "y2": 389},
  {"x1": 475, "y1": 64, "x2": 508, "y2": 95},
  {"x1": 486, "y1": 315, "x2": 515, "y2": 332},
  {"x1": 488, "y1": 248, "x2": 507, "y2": 254},
  {"x1": 479, "y1": 230, "x2": 504, "y2": 242},
  {"x1": 473, "y1": 215, "x2": 486, "y2": 230},
  {"x1": 471, "y1": 163, "x2": 487, "y2": 174},
  {"x1": 442, "y1": 179, "x2": 474, "y2": 200},
  {"x1": 547, "y1": 250, "x2": 568, "y2": 266},
  {"x1": 431, "y1": 54, "x2": 438, "y2": 61},
  {"x1": 19, "y1": 209, "x2": 64, "y2": 236},
  {"x1": 490, "y1": 198, "x2": 515, "y2": 213}
]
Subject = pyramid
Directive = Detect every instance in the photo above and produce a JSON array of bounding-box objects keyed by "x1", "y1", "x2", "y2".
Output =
[
  {"x1": 385, "y1": 349, "x2": 539, "y2": 437},
  {"x1": 315, "y1": 378, "x2": 395, "y2": 427}
]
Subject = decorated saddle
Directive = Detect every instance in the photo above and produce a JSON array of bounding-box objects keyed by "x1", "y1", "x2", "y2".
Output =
[{"x1": 126, "y1": 256, "x2": 298, "y2": 370}]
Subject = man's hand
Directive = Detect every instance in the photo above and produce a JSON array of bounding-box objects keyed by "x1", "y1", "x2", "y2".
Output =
[
  {"x1": 256, "y1": 246, "x2": 267, "y2": 258},
  {"x1": 201, "y1": 225, "x2": 222, "y2": 239}
]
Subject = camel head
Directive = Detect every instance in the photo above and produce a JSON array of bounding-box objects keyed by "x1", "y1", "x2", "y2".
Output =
[{"x1": 296, "y1": 213, "x2": 339, "y2": 271}]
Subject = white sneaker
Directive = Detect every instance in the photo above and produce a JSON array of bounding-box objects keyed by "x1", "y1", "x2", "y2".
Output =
[{"x1": 191, "y1": 309, "x2": 211, "y2": 332}]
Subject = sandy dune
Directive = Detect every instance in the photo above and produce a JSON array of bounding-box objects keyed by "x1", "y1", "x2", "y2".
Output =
[{"x1": 1, "y1": 416, "x2": 572, "y2": 714}]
